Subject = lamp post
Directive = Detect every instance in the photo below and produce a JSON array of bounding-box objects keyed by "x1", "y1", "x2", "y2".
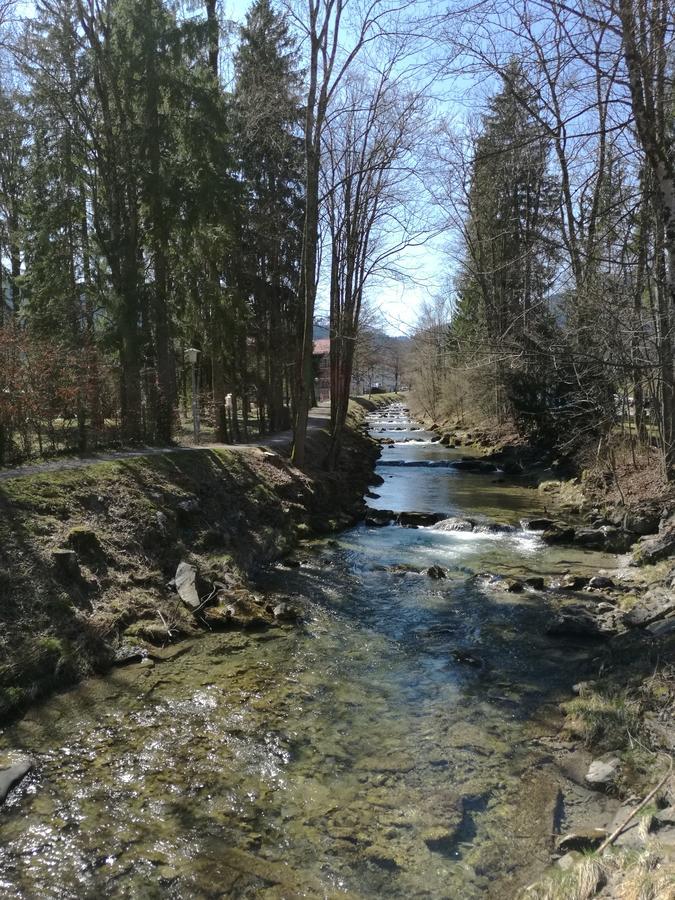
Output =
[{"x1": 185, "y1": 348, "x2": 200, "y2": 445}]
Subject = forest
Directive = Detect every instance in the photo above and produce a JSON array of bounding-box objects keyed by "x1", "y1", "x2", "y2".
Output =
[{"x1": 0, "y1": 0, "x2": 674, "y2": 486}]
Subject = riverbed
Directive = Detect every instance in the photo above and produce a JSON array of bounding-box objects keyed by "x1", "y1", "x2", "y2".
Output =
[{"x1": 0, "y1": 404, "x2": 619, "y2": 898}]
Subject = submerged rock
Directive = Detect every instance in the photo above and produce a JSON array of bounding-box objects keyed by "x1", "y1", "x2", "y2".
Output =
[
  {"x1": 273, "y1": 602, "x2": 300, "y2": 623},
  {"x1": 450, "y1": 459, "x2": 498, "y2": 473},
  {"x1": 546, "y1": 608, "x2": 609, "y2": 640},
  {"x1": 452, "y1": 649, "x2": 484, "y2": 667}
]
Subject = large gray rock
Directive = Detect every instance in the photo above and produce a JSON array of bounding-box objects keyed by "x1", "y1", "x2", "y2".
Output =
[
  {"x1": 431, "y1": 516, "x2": 475, "y2": 532},
  {"x1": 624, "y1": 509, "x2": 662, "y2": 535},
  {"x1": 172, "y1": 561, "x2": 206, "y2": 610},
  {"x1": 623, "y1": 594, "x2": 675, "y2": 628},
  {"x1": 632, "y1": 527, "x2": 675, "y2": 566},
  {"x1": 364, "y1": 508, "x2": 395, "y2": 526},
  {"x1": 541, "y1": 524, "x2": 576, "y2": 545},
  {"x1": 574, "y1": 527, "x2": 634, "y2": 553},
  {"x1": 0, "y1": 758, "x2": 33, "y2": 804}
]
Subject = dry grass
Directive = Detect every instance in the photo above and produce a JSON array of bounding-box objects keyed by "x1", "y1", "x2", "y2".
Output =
[{"x1": 522, "y1": 852, "x2": 675, "y2": 900}]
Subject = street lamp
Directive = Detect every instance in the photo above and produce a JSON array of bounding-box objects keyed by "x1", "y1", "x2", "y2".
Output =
[{"x1": 185, "y1": 348, "x2": 201, "y2": 445}]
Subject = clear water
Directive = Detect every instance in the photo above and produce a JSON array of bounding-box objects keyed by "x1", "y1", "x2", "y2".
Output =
[{"x1": 0, "y1": 404, "x2": 618, "y2": 898}]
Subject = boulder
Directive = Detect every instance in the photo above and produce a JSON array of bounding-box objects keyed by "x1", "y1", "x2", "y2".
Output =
[
  {"x1": 632, "y1": 528, "x2": 675, "y2": 566},
  {"x1": 364, "y1": 508, "x2": 395, "y2": 527},
  {"x1": 647, "y1": 618, "x2": 675, "y2": 639},
  {"x1": 0, "y1": 758, "x2": 34, "y2": 804},
  {"x1": 427, "y1": 565, "x2": 447, "y2": 579},
  {"x1": 504, "y1": 579, "x2": 524, "y2": 593},
  {"x1": 559, "y1": 574, "x2": 590, "y2": 591},
  {"x1": 574, "y1": 527, "x2": 634, "y2": 553},
  {"x1": 624, "y1": 509, "x2": 662, "y2": 536},
  {"x1": 585, "y1": 756, "x2": 620, "y2": 790},
  {"x1": 273, "y1": 602, "x2": 300, "y2": 623},
  {"x1": 522, "y1": 517, "x2": 555, "y2": 531},
  {"x1": 541, "y1": 525, "x2": 576, "y2": 545},
  {"x1": 500, "y1": 460, "x2": 525, "y2": 476},
  {"x1": 623, "y1": 595, "x2": 675, "y2": 628},
  {"x1": 452, "y1": 649, "x2": 483, "y2": 667},
  {"x1": 397, "y1": 511, "x2": 444, "y2": 528},
  {"x1": 556, "y1": 828, "x2": 608, "y2": 853},
  {"x1": 431, "y1": 517, "x2": 475, "y2": 532}
]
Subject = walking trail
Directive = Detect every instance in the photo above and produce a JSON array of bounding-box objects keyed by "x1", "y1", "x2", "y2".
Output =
[{"x1": 0, "y1": 405, "x2": 331, "y2": 483}]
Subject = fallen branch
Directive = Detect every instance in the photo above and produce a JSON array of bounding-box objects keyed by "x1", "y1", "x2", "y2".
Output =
[{"x1": 597, "y1": 755, "x2": 673, "y2": 854}]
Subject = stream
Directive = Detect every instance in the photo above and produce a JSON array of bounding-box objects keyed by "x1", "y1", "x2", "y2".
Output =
[{"x1": 0, "y1": 404, "x2": 620, "y2": 899}]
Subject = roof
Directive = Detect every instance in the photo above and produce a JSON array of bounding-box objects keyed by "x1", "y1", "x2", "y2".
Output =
[{"x1": 313, "y1": 338, "x2": 330, "y2": 355}]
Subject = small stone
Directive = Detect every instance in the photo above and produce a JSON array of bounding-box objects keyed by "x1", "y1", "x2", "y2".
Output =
[{"x1": 585, "y1": 756, "x2": 620, "y2": 789}]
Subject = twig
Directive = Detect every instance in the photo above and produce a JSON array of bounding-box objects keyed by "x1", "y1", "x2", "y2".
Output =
[
  {"x1": 597, "y1": 755, "x2": 673, "y2": 855},
  {"x1": 157, "y1": 609, "x2": 174, "y2": 642}
]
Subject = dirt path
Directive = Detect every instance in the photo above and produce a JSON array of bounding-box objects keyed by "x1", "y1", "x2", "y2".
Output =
[{"x1": 0, "y1": 406, "x2": 331, "y2": 483}]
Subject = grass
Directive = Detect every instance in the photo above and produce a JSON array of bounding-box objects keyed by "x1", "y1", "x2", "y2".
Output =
[
  {"x1": 521, "y1": 850, "x2": 675, "y2": 900},
  {"x1": 562, "y1": 692, "x2": 643, "y2": 751}
]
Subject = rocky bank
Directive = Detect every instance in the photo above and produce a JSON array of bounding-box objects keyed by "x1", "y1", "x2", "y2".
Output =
[{"x1": 0, "y1": 398, "x2": 390, "y2": 723}]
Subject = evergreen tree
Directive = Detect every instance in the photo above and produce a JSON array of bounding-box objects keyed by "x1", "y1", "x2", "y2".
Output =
[{"x1": 233, "y1": 0, "x2": 303, "y2": 432}]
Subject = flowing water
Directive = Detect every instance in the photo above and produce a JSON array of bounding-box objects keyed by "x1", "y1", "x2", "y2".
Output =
[{"x1": 0, "y1": 405, "x2": 619, "y2": 899}]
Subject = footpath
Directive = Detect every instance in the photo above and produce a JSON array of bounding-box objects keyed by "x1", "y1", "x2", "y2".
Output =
[{"x1": 0, "y1": 405, "x2": 331, "y2": 483}]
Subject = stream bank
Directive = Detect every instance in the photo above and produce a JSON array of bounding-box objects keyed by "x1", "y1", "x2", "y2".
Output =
[
  {"x1": 0, "y1": 399, "x2": 672, "y2": 898},
  {"x1": 410, "y1": 404, "x2": 675, "y2": 898},
  {"x1": 0, "y1": 397, "x2": 392, "y2": 722}
]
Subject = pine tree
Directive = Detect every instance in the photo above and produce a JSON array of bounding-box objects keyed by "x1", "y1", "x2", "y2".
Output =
[{"x1": 233, "y1": 0, "x2": 303, "y2": 432}]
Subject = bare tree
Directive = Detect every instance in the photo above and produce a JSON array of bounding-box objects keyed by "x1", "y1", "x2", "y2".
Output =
[
  {"x1": 321, "y1": 64, "x2": 428, "y2": 467},
  {"x1": 283, "y1": 0, "x2": 420, "y2": 465}
]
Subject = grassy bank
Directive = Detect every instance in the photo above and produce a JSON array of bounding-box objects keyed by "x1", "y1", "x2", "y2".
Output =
[{"x1": 0, "y1": 400, "x2": 383, "y2": 721}]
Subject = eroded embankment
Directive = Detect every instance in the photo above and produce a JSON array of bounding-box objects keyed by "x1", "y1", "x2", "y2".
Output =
[{"x1": 0, "y1": 398, "x2": 391, "y2": 721}]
